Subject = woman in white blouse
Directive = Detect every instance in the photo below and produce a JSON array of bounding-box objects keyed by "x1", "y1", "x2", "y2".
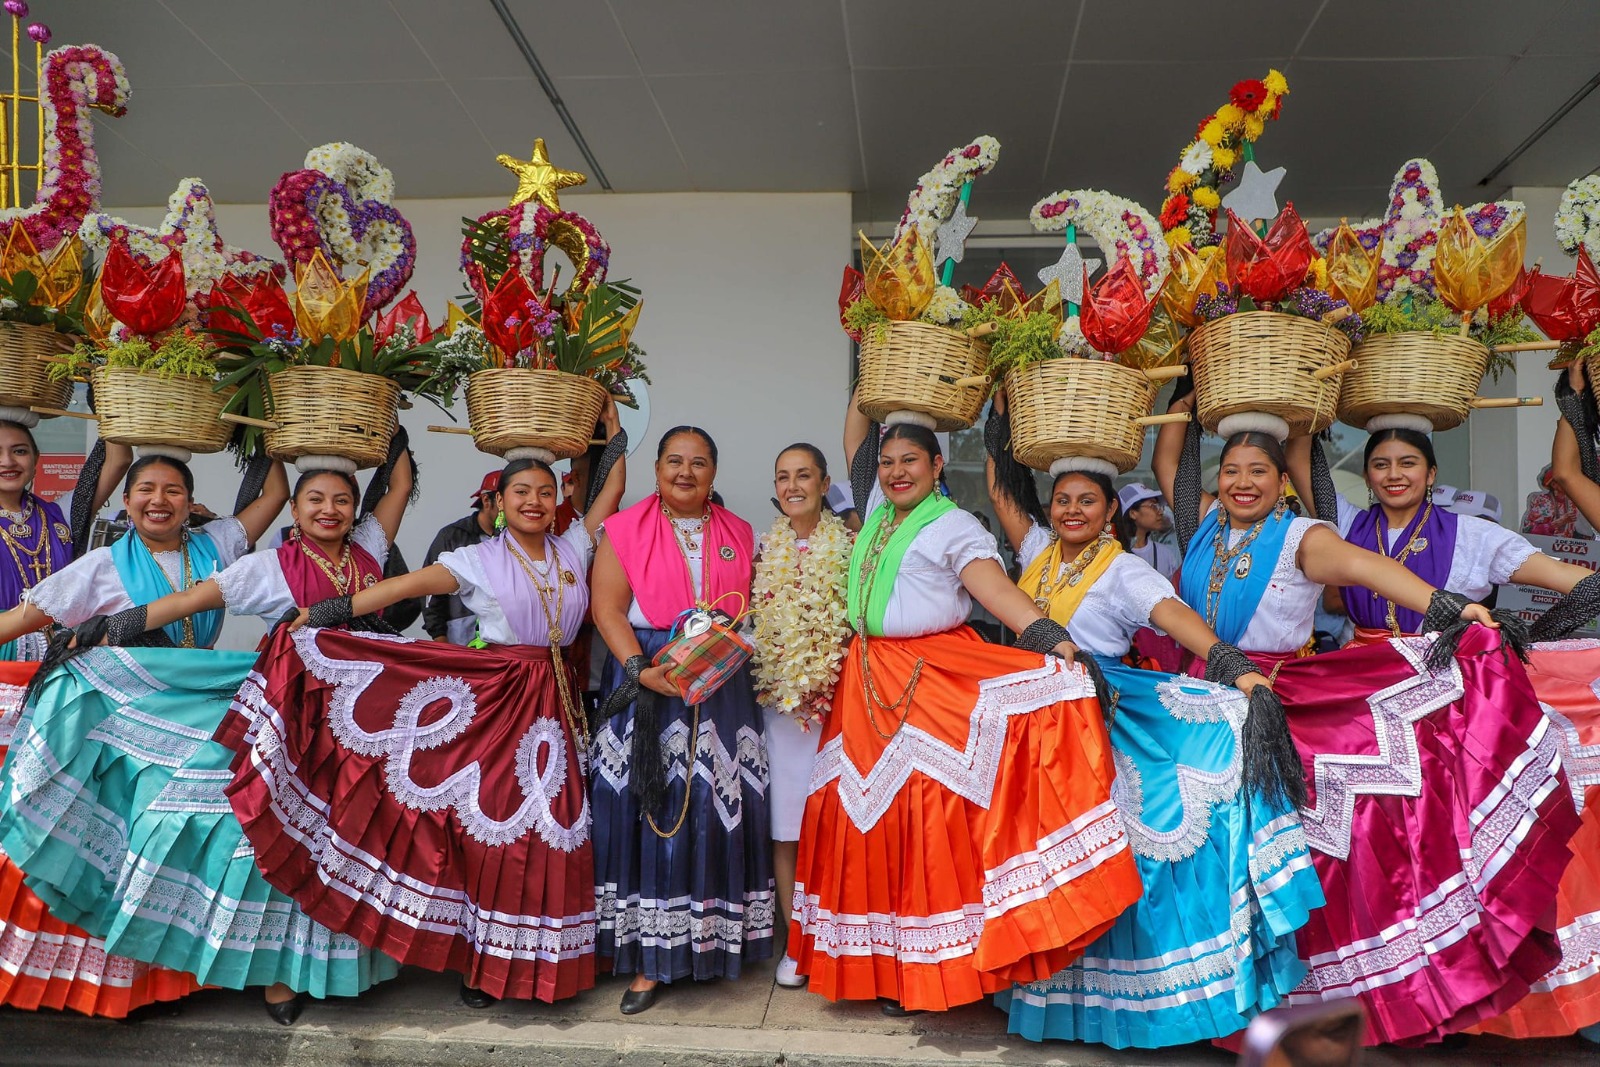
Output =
[{"x1": 786, "y1": 404, "x2": 1144, "y2": 1018}]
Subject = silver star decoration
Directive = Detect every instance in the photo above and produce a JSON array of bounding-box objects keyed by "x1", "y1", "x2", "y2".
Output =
[
  {"x1": 1037, "y1": 243, "x2": 1102, "y2": 306},
  {"x1": 1222, "y1": 160, "x2": 1287, "y2": 223},
  {"x1": 934, "y1": 199, "x2": 979, "y2": 267}
]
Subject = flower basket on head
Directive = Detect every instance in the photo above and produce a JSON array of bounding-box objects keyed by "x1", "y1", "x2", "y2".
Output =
[
  {"x1": 91, "y1": 365, "x2": 234, "y2": 457},
  {"x1": 465, "y1": 368, "x2": 607, "y2": 462},
  {"x1": 856, "y1": 320, "x2": 991, "y2": 431},
  {"x1": 1188, "y1": 310, "x2": 1352, "y2": 438},
  {"x1": 1007, "y1": 359, "x2": 1183, "y2": 475},
  {"x1": 0, "y1": 322, "x2": 72, "y2": 421},
  {"x1": 1338, "y1": 333, "x2": 1490, "y2": 433},
  {"x1": 257, "y1": 364, "x2": 400, "y2": 473}
]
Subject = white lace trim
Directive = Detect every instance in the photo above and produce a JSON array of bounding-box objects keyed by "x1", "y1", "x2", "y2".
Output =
[
  {"x1": 1530, "y1": 912, "x2": 1600, "y2": 994},
  {"x1": 0, "y1": 917, "x2": 142, "y2": 988},
  {"x1": 1541, "y1": 698, "x2": 1600, "y2": 814},
  {"x1": 590, "y1": 716, "x2": 768, "y2": 833},
  {"x1": 1297, "y1": 636, "x2": 1464, "y2": 859},
  {"x1": 809, "y1": 659, "x2": 1094, "y2": 833},
  {"x1": 982, "y1": 801, "x2": 1129, "y2": 918},
  {"x1": 597, "y1": 884, "x2": 775, "y2": 952},
  {"x1": 292, "y1": 628, "x2": 588, "y2": 851},
  {"x1": 0, "y1": 681, "x2": 26, "y2": 747}
]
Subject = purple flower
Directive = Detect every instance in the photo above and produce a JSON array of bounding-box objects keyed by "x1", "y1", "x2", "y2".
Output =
[
  {"x1": 3, "y1": 1, "x2": 26, "y2": 19},
  {"x1": 1395, "y1": 249, "x2": 1417, "y2": 269},
  {"x1": 26, "y1": 22, "x2": 48, "y2": 43}
]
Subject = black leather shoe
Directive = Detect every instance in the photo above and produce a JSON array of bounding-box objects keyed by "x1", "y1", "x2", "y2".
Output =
[
  {"x1": 619, "y1": 984, "x2": 659, "y2": 1015},
  {"x1": 460, "y1": 981, "x2": 498, "y2": 1009},
  {"x1": 264, "y1": 992, "x2": 306, "y2": 1026},
  {"x1": 880, "y1": 1000, "x2": 924, "y2": 1018}
]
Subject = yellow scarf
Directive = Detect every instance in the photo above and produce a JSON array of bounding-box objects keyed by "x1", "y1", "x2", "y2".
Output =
[{"x1": 1016, "y1": 533, "x2": 1123, "y2": 627}]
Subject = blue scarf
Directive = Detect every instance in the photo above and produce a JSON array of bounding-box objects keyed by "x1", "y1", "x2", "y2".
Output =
[
  {"x1": 110, "y1": 527, "x2": 224, "y2": 647},
  {"x1": 1178, "y1": 506, "x2": 1295, "y2": 646}
]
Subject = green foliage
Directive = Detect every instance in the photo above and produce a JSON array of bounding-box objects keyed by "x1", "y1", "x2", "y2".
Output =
[
  {"x1": 51, "y1": 331, "x2": 217, "y2": 383},
  {"x1": 1364, "y1": 295, "x2": 1540, "y2": 380},
  {"x1": 844, "y1": 297, "x2": 889, "y2": 343},
  {"x1": 960, "y1": 302, "x2": 1065, "y2": 378}
]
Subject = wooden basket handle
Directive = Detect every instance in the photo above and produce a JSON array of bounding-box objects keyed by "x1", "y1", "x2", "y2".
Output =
[
  {"x1": 951, "y1": 374, "x2": 991, "y2": 390},
  {"x1": 427, "y1": 424, "x2": 474, "y2": 435},
  {"x1": 220, "y1": 412, "x2": 279, "y2": 430},
  {"x1": 1134, "y1": 411, "x2": 1190, "y2": 427},
  {"x1": 1491, "y1": 340, "x2": 1564, "y2": 354},
  {"x1": 29, "y1": 406, "x2": 97, "y2": 421},
  {"x1": 1470, "y1": 396, "x2": 1543, "y2": 410},
  {"x1": 1142, "y1": 364, "x2": 1188, "y2": 383},
  {"x1": 965, "y1": 321, "x2": 999, "y2": 339},
  {"x1": 1312, "y1": 359, "x2": 1358, "y2": 381}
]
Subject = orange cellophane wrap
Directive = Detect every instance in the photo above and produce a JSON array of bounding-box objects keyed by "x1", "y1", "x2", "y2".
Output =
[
  {"x1": 1435, "y1": 208, "x2": 1526, "y2": 314},
  {"x1": 1470, "y1": 641, "x2": 1600, "y2": 1037},
  {"x1": 1081, "y1": 254, "x2": 1161, "y2": 356},
  {"x1": 996, "y1": 277, "x2": 1062, "y2": 323},
  {"x1": 0, "y1": 223, "x2": 85, "y2": 310},
  {"x1": 1224, "y1": 205, "x2": 1314, "y2": 304},
  {"x1": 82, "y1": 275, "x2": 114, "y2": 344},
  {"x1": 1524, "y1": 250, "x2": 1600, "y2": 343},
  {"x1": 1324, "y1": 221, "x2": 1382, "y2": 313},
  {"x1": 790, "y1": 628, "x2": 1142, "y2": 1011},
  {"x1": 1160, "y1": 243, "x2": 1225, "y2": 328},
  {"x1": 861, "y1": 229, "x2": 936, "y2": 321},
  {"x1": 291, "y1": 249, "x2": 368, "y2": 344},
  {"x1": 1488, "y1": 265, "x2": 1532, "y2": 321},
  {"x1": 0, "y1": 662, "x2": 200, "y2": 1017},
  {"x1": 1127, "y1": 309, "x2": 1185, "y2": 371}
]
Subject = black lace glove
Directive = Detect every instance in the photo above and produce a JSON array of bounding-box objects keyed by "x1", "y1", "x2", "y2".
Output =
[
  {"x1": 584, "y1": 429, "x2": 629, "y2": 513},
  {"x1": 304, "y1": 596, "x2": 354, "y2": 630},
  {"x1": 1421, "y1": 589, "x2": 1474, "y2": 671},
  {"x1": 1531, "y1": 572, "x2": 1600, "y2": 642},
  {"x1": 1016, "y1": 618, "x2": 1072, "y2": 655},
  {"x1": 102, "y1": 605, "x2": 151, "y2": 646},
  {"x1": 1206, "y1": 641, "x2": 1307, "y2": 810}
]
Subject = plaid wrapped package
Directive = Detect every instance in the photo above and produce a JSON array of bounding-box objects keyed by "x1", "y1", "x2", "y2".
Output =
[{"x1": 652, "y1": 606, "x2": 754, "y2": 706}]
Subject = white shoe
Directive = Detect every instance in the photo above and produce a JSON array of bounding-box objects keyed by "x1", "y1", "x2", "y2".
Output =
[{"x1": 775, "y1": 955, "x2": 806, "y2": 988}]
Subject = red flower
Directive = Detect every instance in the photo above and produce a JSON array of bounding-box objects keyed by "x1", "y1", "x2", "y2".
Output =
[
  {"x1": 203, "y1": 272, "x2": 295, "y2": 343},
  {"x1": 371, "y1": 290, "x2": 436, "y2": 345},
  {"x1": 838, "y1": 265, "x2": 865, "y2": 341},
  {"x1": 1523, "y1": 249, "x2": 1600, "y2": 342},
  {"x1": 1080, "y1": 254, "x2": 1160, "y2": 356},
  {"x1": 960, "y1": 263, "x2": 1024, "y2": 308},
  {"x1": 480, "y1": 268, "x2": 546, "y2": 362},
  {"x1": 1230, "y1": 79, "x2": 1268, "y2": 113},
  {"x1": 1224, "y1": 204, "x2": 1314, "y2": 304},
  {"x1": 100, "y1": 237, "x2": 186, "y2": 336},
  {"x1": 1159, "y1": 194, "x2": 1192, "y2": 230}
]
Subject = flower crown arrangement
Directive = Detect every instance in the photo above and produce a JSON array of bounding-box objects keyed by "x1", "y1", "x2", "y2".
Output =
[
  {"x1": 1530, "y1": 175, "x2": 1600, "y2": 363},
  {"x1": 1160, "y1": 70, "x2": 1288, "y2": 249},
  {"x1": 436, "y1": 141, "x2": 648, "y2": 405},
  {"x1": 1312, "y1": 158, "x2": 1535, "y2": 370},
  {"x1": 751, "y1": 510, "x2": 854, "y2": 728},
  {"x1": 840, "y1": 136, "x2": 1001, "y2": 338}
]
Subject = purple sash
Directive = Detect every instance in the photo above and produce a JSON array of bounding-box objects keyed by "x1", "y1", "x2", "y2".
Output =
[
  {"x1": 476, "y1": 531, "x2": 588, "y2": 647},
  {"x1": 1341, "y1": 503, "x2": 1457, "y2": 633}
]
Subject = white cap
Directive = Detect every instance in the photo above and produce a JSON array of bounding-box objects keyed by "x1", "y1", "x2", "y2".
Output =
[
  {"x1": 1117, "y1": 482, "x2": 1164, "y2": 513},
  {"x1": 1429, "y1": 484, "x2": 1459, "y2": 508},
  {"x1": 1451, "y1": 489, "x2": 1502, "y2": 523}
]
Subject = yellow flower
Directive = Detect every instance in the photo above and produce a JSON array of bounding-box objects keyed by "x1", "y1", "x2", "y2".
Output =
[
  {"x1": 1244, "y1": 113, "x2": 1266, "y2": 141},
  {"x1": 1165, "y1": 226, "x2": 1193, "y2": 248},
  {"x1": 1264, "y1": 69, "x2": 1289, "y2": 96},
  {"x1": 1200, "y1": 118, "x2": 1225, "y2": 147},
  {"x1": 1216, "y1": 104, "x2": 1245, "y2": 130},
  {"x1": 1212, "y1": 145, "x2": 1237, "y2": 171},
  {"x1": 1167, "y1": 167, "x2": 1198, "y2": 194},
  {"x1": 1192, "y1": 186, "x2": 1221, "y2": 210},
  {"x1": 1308, "y1": 257, "x2": 1329, "y2": 291}
]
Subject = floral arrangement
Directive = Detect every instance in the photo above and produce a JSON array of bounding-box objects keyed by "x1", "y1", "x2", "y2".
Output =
[
  {"x1": 0, "y1": 42, "x2": 128, "y2": 252},
  {"x1": 461, "y1": 203, "x2": 609, "y2": 298},
  {"x1": 0, "y1": 219, "x2": 91, "y2": 332},
  {"x1": 751, "y1": 510, "x2": 854, "y2": 726},
  {"x1": 895, "y1": 135, "x2": 1001, "y2": 247},
  {"x1": 53, "y1": 328, "x2": 215, "y2": 383},
  {"x1": 1555, "y1": 175, "x2": 1600, "y2": 259},
  {"x1": 1160, "y1": 70, "x2": 1288, "y2": 248},
  {"x1": 269, "y1": 142, "x2": 416, "y2": 314}
]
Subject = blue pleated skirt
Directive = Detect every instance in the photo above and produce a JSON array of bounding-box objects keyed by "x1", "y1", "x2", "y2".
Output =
[
  {"x1": 590, "y1": 628, "x2": 775, "y2": 983},
  {"x1": 997, "y1": 658, "x2": 1324, "y2": 1048}
]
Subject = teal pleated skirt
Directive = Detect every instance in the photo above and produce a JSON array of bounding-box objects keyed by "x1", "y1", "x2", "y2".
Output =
[{"x1": 0, "y1": 647, "x2": 399, "y2": 997}]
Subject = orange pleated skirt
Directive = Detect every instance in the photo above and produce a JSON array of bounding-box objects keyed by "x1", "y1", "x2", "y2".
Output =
[
  {"x1": 0, "y1": 660, "x2": 199, "y2": 1017},
  {"x1": 790, "y1": 628, "x2": 1142, "y2": 1011}
]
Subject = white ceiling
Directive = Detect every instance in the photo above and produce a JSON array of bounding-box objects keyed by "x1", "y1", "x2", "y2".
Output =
[{"x1": 12, "y1": 0, "x2": 1600, "y2": 225}]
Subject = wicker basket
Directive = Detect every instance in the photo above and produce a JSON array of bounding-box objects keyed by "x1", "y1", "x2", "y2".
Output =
[
  {"x1": 1338, "y1": 332, "x2": 1489, "y2": 432},
  {"x1": 91, "y1": 366, "x2": 235, "y2": 453},
  {"x1": 465, "y1": 368, "x2": 607, "y2": 460},
  {"x1": 264, "y1": 365, "x2": 400, "y2": 470},
  {"x1": 857, "y1": 320, "x2": 990, "y2": 431},
  {"x1": 1188, "y1": 311, "x2": 1352, "y2": 437},
  {"x1": 0, "y1": 321, "x2": 72, "y2": 413},
  {"x1": 1006, "y1": 360, "x2": 1157, "y2": 474}
]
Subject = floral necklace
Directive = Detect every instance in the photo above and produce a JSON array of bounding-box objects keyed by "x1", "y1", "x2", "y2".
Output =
[{"x1": 751, "y1": 510, "x2": 853, "y2": 728}]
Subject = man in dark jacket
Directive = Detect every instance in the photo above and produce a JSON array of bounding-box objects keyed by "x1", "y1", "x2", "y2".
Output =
[{"x1": 422, "y1": 471, "x2": 501, "y2": 643}]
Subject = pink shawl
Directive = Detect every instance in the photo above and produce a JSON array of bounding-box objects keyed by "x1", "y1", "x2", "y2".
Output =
[{"x1": 603, "y1": 495, "x2": 754, "y2": 629}]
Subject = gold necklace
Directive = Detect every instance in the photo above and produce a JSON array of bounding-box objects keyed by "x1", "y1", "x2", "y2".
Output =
[
  {"x1": 853, "y1": 509, "x2": 922, "y2": 740},
  {"x1": 298, "y1": 537, "x2": 356, "y2": 596},
  {"x1": 1373, "y1": 500, "x2": 1434, "y2": 635},
  {"x1": 507, "y1": 536, "x2": 587, "y2": 747},
  {"x1": 0, "y1": 500, "x2": 50, "y2": 588},
  {"x1": 146, "y1": 531, "x2": 197, "y2": 648},
  {"x1": 1033, "y1": 530, "x2": 1112, "y2": 612},
  {"x1": 1204, "y1": 502, "x2": 1283, "y2": 629}
]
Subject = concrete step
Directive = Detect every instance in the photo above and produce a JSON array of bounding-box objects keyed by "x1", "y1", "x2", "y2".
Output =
[{"x1": 2, "y1": 964, "x2": 1596, "y2": 1067}]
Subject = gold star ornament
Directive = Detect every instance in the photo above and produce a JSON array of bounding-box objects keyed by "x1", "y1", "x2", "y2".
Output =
[{"x1": 497, "y1": 138, "x2": 587, "y2": 211}]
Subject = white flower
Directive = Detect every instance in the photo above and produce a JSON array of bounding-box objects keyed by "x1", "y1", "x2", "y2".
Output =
[
  {"x1": 751, "y1": 512, "x2": 854, "y2": 726},
  {"x1": 919, "y1": 286, "x2": 967, "y2": 325},
  {"x1": 1028, "y1": 188, "x2": 1169, "y2": 301},
  {"x1": 1556, "y1": 175, "x2": 1600, "y2": 259},
  {"x1": 1179, "y1": 140, "x2": 1212, "y2": 175},
  {"x1": 893, "y1": 135, "x2": 1002, "y2": 245}
]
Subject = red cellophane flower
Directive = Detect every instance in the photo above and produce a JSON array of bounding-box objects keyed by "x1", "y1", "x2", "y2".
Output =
[
  {"x1": 1224, "y1": 204, "x2": 1313, "y2": 304},
  {"x1": 204, "y1": 272, "x2": 295, "y2": 343},
  {"x1": 100, "y1": 237, "x2": 186, "y2": 336},
  {"x1": 1160, "y1": 194, "x2": 1192, "y2": 230},
  {"x1": 838, "y1": 265, "x2": 864, "y2": 340},
  {"x1": 1523, "y1": 249, "x2": 1600, "y2": 342},
  {"x1": 372, "y1": 290, "x2": 435, "y2": 346},
  {"x1": 1230, "y1": 79, "x2": 1268, "y2": 112},
  {"x1": 1080, "y1": 254, "x2": 1161, "y2": 356},
  {"x1": 959, "y1": 262, "x2": 1023, "y2": 308},
  {"x1": 1487, "y1": 265, "x2": 1532, "y2": 321},
  {"x1": 481, "y1": 267, "x2": 542, "y2": 364}
]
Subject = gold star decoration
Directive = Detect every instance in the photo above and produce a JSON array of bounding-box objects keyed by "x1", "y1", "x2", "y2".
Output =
[{"x1": 496, "y1": 138, "x2": 587, "y2": 211}]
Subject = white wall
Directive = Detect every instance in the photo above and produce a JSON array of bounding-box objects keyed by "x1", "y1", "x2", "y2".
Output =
[{"x1": 93, "y1": 192, "x2": 853, "y2": 648}]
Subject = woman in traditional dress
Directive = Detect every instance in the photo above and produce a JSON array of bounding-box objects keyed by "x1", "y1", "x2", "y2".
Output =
[
  {"x1": 1287, "y1": 425, "x2": 1600, "y2": 1039},
  {"x1": 1152, "y1": 392, "x2": 1580, "y2": 1046},
  {"x1": 980, "y1": 396, "x2": 1324, "y2": 1048},
  {"x1": 0, "y1": 450, "x2": 405, "y2": 1025},
  {"x1": 249, "y1": 411, "x2": 626, "y2": 1009},
  {"x1": 589, "y1": 425, "x2": 773, "y2": 1015},
  {"x1": 787, "y1": 398, "x2": 1144, "y2": 1018},
  {"x1": 750, "y1": 443, "x2": 853, "y2": 990}
]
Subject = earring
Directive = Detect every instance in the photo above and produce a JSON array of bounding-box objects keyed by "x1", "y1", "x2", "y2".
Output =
[
  {"x1": 494, "y1": 511, "x2": 507, "y2": 531},
  {"x1": 1101, "y1": 520, "x2": 1115, "y2": 539},
  {"x1": 1368, "y1": 487, "x2": 1376, "y2": 506},
  {"x1": 290, "y1": 521, "x2": 302, "y2": 541}
]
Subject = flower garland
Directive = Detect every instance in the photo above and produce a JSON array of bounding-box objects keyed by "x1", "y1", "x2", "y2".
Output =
[
  {"x1": 461, "y1": 202, "x2": 610, "y2": 297},
  {"x1": 1031, "y1": 189, "x2": 1168, "y2": 357},
  {"x1": 1556, "y1": 175, "x2": 1600, "y2": 259},
  {"x1": 268, "y1": 142, "x2": 416, "y2": 314},
  {"x1": 892, "y1": 135, "x2": 1001, "y2": 327},
  {"x1": 0, "y1": 44, "x2": 129, "y2": 251},
  {"x1": 751, "y1": 510, "x2": 854, "y2": 727},
  {"x1": 1160, "y1": 70, "x2": 1288, "y2": 248}
]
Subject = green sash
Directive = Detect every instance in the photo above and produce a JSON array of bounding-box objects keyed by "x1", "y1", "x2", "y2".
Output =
[{"x1": 847, "y1": 492, "x2": 956, "y2": 636}]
